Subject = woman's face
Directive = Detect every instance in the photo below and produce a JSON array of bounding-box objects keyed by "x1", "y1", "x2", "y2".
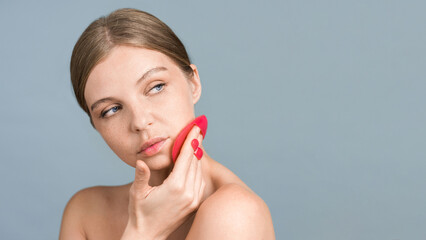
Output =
[{"x1": 85, "y1": 46, "x2": 201, "y2": 170}]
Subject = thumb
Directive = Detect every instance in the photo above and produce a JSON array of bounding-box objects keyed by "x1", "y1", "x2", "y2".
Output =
[{"x1": 133, "y1": 160, "x2": 152, "y2": 196}]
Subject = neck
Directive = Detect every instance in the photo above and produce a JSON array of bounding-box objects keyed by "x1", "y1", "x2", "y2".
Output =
[
  {"x1": 148, "y1": 147, "x2": 216, "y2": 201},
  {"x1": 123, "y1": 147, "x2": 217, "y2": 205},
  {"x1": 149, "y1": 166, "x2": 174, "y2": 186}
]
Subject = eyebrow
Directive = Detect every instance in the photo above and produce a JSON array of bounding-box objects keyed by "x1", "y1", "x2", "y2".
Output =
[
  {"x1": 136, "y1": 66, "x2": 168, "y2": 85},
  {"x1": 90, "y1": 66, "x2": 168, "y2": 112}
]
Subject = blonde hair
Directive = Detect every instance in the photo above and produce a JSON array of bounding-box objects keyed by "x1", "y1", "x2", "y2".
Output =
[{"x1": 70, "y1": 8, "x2": 193, "y2": 119}]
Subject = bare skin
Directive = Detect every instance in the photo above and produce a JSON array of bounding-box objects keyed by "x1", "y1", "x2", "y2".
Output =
[
  {"x1": 59, "y1": 46, "x2": 275, "y2": 239},
  {"x1": 60, "y1": 156, "x2": 272, "y2": 239}
]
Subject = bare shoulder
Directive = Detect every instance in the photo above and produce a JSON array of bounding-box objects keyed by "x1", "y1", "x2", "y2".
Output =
[
  {"x1": 63, "y1": 185, "x2": 116, "y2": 213},
  {"x1": 186, "y1": 183, "x2": 275, "y2": 240},
  {"x1": 59, "y1": 184, "x2": 128, "y2": 240}
]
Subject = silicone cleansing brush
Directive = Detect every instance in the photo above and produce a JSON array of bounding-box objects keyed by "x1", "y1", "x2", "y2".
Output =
[{"x1": 172, "y1": 115, "x2": 208, "y2": 162}]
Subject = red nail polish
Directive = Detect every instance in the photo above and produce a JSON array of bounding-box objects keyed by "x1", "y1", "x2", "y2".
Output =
[
  {"x1": 194, "y1": 147, "x2": 203, "y2": 160},
  {"x1": 191, "y1": 139, "x2": 199, "y2": 151},
  {"x1": 172, "y1": 115, "x2": 208, "y2": 162}
]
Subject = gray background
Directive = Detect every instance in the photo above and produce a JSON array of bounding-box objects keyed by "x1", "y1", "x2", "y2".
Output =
[{"x1": 1, "y1": 0, "x2": 425, "y2": 239}]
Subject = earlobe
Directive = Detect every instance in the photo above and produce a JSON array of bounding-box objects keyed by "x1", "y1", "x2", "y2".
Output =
[{"x1": 189, "y1": 64, "x2": 202, "y2": 104}]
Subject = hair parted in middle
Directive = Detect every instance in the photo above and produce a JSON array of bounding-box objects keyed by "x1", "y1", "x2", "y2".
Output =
[{"x1": 70, "y1": 8, "x2": 194, "y2": 121}]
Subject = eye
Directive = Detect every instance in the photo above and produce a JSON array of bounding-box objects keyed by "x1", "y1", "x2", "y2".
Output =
[
  {"x1": 101, "y1": 105, "x2": 122, "y2": 118},
  {"x1": 150, "y1": 83, "x2": 165, "y2": 93}
]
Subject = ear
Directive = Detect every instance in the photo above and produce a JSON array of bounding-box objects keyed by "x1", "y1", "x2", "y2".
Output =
[{"x1": 188, "y1": 64, "x2": 202, "y2": 104}]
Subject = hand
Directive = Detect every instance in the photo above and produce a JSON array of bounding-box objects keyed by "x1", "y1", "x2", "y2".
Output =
[{"x1": 121, "y1": 125, "x2": 205, "y2": 240}]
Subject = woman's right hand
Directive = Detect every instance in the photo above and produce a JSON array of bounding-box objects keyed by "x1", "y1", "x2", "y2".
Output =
[{"x1": 121, "y1": 125, "x2": 205, "y2": 240}]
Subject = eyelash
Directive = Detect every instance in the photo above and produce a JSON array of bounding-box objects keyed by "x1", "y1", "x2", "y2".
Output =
[
  {"x1": 100, "y1": 105, "x2": 121, "y2": 118},
  {"x1": 99, "y1": 83, "x2": 166, "y2": 118},
  {"x1": 151, "y1": 83, "x2": 165, "y2": 93}
]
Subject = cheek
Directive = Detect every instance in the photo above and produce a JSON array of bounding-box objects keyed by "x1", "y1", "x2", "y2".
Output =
[
  {"x1": 99, "y1": 123, "x2": 131, "y2": 159},
  {"x1": 162, "y1": 83, "x2": 194, "y2": 115},
  {"x1": 160, "y1": 85, "x2": 196, "y2": 136}
]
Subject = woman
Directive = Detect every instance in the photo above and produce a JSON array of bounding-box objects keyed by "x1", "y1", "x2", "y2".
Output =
[{"x1": 59, "y1": 8, "x2": 275, "y2": 240}]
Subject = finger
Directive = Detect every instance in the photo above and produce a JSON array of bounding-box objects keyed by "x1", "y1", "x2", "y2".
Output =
[
  {"x1": 195, "y1": 128, "x2": 204, "y2": 160},
  {"x1": 194, "y1": 130, "x2": 204, "y2": 160},
  {"x1": 193, "y1": 156, "x2": 203, "y2": 200},
  {"x1": 184, "y1": 131, "x2": 202, "y2": 187},
  {"x1": 168, "y1": 125, "x2": 201, "y2": 181},
  {"x1": 192, "y1": 131, "x2": 204, "y2": 194},
  {"x1": 185, "y1": 128, "x2": 203, "y2": 187},
  {"x1": 198, "y1": 179, "x2": 206, "y2": 205},
  {"x1": 185, "y1": 151, "x2": 198, "y2": 193},
  {"x1": 132, "y1": 160, "x2": 152, "y2": 198},
  {"x1": 197, "y1": 128, "x2": 204, "y2": 147},
  {"x1": 190, "y1": 130, "x2": 205, "y2": 208}
]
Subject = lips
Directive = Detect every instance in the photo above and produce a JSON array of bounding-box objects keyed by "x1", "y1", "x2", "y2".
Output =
[{"x1": 138, "y1": 137, "x2": 168, "y2": 156}]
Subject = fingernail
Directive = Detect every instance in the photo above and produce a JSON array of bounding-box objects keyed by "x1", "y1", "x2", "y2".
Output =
[
  {"x1": 191, "y1": 139, "x2": 199, "y2": 151},
  {"x1": 194, "y1": 147, "x2": 203, "y2": 160}
]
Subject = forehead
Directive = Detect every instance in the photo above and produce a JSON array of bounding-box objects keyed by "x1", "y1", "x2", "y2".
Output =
[{"x1": 84, "y1": 46, "x2": 179, "y2": 103}]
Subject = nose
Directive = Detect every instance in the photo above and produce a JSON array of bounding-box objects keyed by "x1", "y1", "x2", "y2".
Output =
[{"x1": 129, "y1": 103, "x2": 153, "y2": 133}]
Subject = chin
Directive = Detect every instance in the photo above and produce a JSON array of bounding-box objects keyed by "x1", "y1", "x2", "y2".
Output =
[{"x1": 140, "y1": 153, "x2": 173, "y2": 171}]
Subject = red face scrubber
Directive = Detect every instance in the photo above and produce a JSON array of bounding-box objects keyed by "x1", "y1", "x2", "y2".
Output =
[{"x1": 172, "y1": 115, "x2": 208, "y2": 162}]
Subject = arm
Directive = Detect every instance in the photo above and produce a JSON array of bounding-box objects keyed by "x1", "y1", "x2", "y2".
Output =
[
  {"x1": 59, "y1": 189, "x2": 89, "y2": 240},
  {"x1": 186, "y1": 183, "x2": 276, "y2": 240}
]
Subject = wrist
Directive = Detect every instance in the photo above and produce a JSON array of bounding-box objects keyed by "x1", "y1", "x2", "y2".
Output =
[
  {"x1": 120, "y1": 219, "x2": 166, "y2": 240},
  {"x1": 120, "y1": 220, "x2": 147, "y2": 240}
]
